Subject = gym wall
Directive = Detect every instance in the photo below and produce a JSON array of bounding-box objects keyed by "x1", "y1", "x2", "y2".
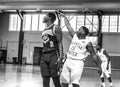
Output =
[
  {"x1": 102, "y1": 33, "x2": 120, "y2": 69},
  {"x1": 102, "y1": 33, "x2": 120, "y2": 56},
  {"x1": 0, "y1": 14, "x2": 120, "y2": 69}
]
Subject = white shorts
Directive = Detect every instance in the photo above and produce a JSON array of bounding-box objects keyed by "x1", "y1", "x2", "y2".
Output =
[
  {"x1": 101, "y1": 61, "x2": 111, "y2": 74},
  {"x1": 60, "y1": 58, "x2": 84, "y2": 85},
  {"x1": 101, "y1": 61, "x2": 111, "y2": 77}
]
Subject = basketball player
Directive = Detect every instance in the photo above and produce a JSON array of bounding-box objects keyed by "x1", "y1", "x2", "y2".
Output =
[
  {"x1": 40, "y1": 12, "x2": 63, "y2": 87},
  {"x1": 96, "y1": 45, "x2": 113, "y2": 87},
  {"x1": 59, "y1": 12, "x2": 102, "y2": 87}
]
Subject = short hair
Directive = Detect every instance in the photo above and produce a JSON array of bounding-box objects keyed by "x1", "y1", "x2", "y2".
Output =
[
  {"x1": 47, "y1": 12, "x2": 56, "y2": 23},
  {"x1": 81, "y1": 26, "x2": 89, "y2": 35}
]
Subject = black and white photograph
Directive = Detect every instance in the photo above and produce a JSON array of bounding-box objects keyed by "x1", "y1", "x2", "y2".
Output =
[{"x1": 0, "y1": 0, "x2": 120, "y2": 87}]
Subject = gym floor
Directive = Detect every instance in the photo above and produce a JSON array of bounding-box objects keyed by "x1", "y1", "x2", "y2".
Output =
[{"x1": 0, "y1": 64, "x2": 120, "y2": 87}]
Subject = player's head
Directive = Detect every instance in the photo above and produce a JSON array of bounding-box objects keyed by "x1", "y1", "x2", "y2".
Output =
[
  {"x1": 96, "y1": 45, "x2": 101, "y2": 51},
  {"x1": 43, "y1": 12, "x2": 56, "y2": 23},
  {"x1": 77, "y1": 26, "x2": 89, "y2": 38}
]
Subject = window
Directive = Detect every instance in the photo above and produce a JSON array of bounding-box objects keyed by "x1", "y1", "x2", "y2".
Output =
[
  {"x1": 9, "y1": 14, "x2": 21, "y2": 31},
  {"x1": 23, "y1": 14, "x2": 32, "y2": 31},
  {"x1": 109, "y1": 15, "x2": 117, "y2": 32},
  {"x1": 31, "y1": 14, "x2": 39, "y2": 31},
  {"x1": 9, "y1": 14, "x2": 120, "y2": 33},
  {"x1": 9, "y1": 14, "x2": 44, "y2": 31},
  {"x1": 39, "y1": 14, "x2": 45, "y2": 31},
  {"x1": 76, "y1": 15, "x2": 84, "y2": 30},
  {"x1": 84, "y1": 15, "x2": 98, "y2": 32},
  {"x1": 61, "y1": 14, "x2": 98, "y2": 32},
  {"x1": 102, "y1": 15, "x2": 120, "y2": 33},
  {"x1": 61, "y1": 17, "x2": 67, "y2": 31},
  {"x1": 102, "y1": 15, "x2": 109, "y2": 32},
  {"x1": 118, "y1": 15, "x2": 120, "y2": 32},
  {"x1": 92, "y1": 16, "x2": 98, "y2": 32},
  {"x1": 9, "y1": 13, "x2": 60, "y2": 31},
  {"x1": 61, "y1": 14, "x2": 77, "y2": 31},
  {"x1": 9, "y1": 14, "x2": 98, "y2": 32},
  {"x1": 23, "y1": 14, "x2": 40, "y2": 31},
  {"x1": 85, "y1": 15, "x2": 93, "y2": 32}
]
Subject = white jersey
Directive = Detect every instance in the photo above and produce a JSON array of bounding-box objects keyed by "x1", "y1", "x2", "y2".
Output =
[
  {"x1": 67, "y1": 34, "x2": 90, "y2": 60},
  {"x1": 97, "y1": 49, "x2": 108, "y2": 62}
]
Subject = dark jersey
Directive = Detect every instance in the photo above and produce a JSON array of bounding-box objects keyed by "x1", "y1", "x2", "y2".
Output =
[{"x1": 42, "y1": 24, "x2": 59, "y2": 53}]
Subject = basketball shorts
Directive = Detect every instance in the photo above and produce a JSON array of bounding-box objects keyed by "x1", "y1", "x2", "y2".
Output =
[
  {"x1": 40, "y1": 50, "x2": 59, "y2": 77},
  {"x1": 101, "y1": 61, "x2": 111, "y2": 74},
  {"x1": 101, "y1": 61, "x2": 111, "y2": 77},
  {"x1": 60, "y1": 58, "x2": 84, "y2": 85}
]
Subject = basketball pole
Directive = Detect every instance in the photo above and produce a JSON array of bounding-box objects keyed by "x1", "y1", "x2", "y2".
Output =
[{"x1": 17, "y1": 10, "x2": 25, "y2": 65}]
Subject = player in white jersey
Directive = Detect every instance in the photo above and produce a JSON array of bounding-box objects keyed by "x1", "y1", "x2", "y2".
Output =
[
  {"x1": 58, "y1": 11, "x2": 102, "y2": 87},
  {"x1": 96, "y1": 45, "x2": 113, "y2": 87}
]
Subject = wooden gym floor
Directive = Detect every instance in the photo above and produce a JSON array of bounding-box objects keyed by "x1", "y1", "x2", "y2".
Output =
[{"x1": 0, "y1": 64, "x2": 120, "y2": 87}]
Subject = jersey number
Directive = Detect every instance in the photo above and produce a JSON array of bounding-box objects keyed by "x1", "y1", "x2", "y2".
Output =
[{"x1": 50, "y1": 41, "x2": 54, "y2": 47}]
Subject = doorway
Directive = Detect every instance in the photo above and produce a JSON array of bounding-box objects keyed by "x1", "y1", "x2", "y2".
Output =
[{"x1": 33, "y1": 47, "x2": 42, "y2": 65}]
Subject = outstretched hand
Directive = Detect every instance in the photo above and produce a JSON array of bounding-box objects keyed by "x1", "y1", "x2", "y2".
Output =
[{"x1": 56, "y1": 10, "x2": 65, "y2": 17}]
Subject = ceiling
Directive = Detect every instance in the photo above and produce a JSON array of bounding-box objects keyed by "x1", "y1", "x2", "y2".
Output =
[{"x1": 0, "y1": 0, "x2": 120, "y2": 13}]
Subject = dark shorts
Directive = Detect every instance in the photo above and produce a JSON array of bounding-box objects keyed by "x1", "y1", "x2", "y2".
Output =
[{"x1": 40, "y1": 51, "x2": 59, "y2": 77}]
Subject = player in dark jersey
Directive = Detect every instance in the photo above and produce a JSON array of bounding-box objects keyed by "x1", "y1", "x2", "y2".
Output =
[{"x1": 40, "y1": 12, "x2": 63, "y2": 87}]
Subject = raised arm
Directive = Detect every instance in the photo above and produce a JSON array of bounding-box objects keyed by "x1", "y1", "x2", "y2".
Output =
[
  {"x1": 60, "y1": 13, "x2": 75, "y2": 37},
  {"x1": 55, "y1": 25, "x2": 63, "y2": 60},
  {"x1": 54, "y1": 25, "x2": 64, "y2": 72},
  {"x1": 86, "y1": 42, "x2": 102, "y2": 71}
]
